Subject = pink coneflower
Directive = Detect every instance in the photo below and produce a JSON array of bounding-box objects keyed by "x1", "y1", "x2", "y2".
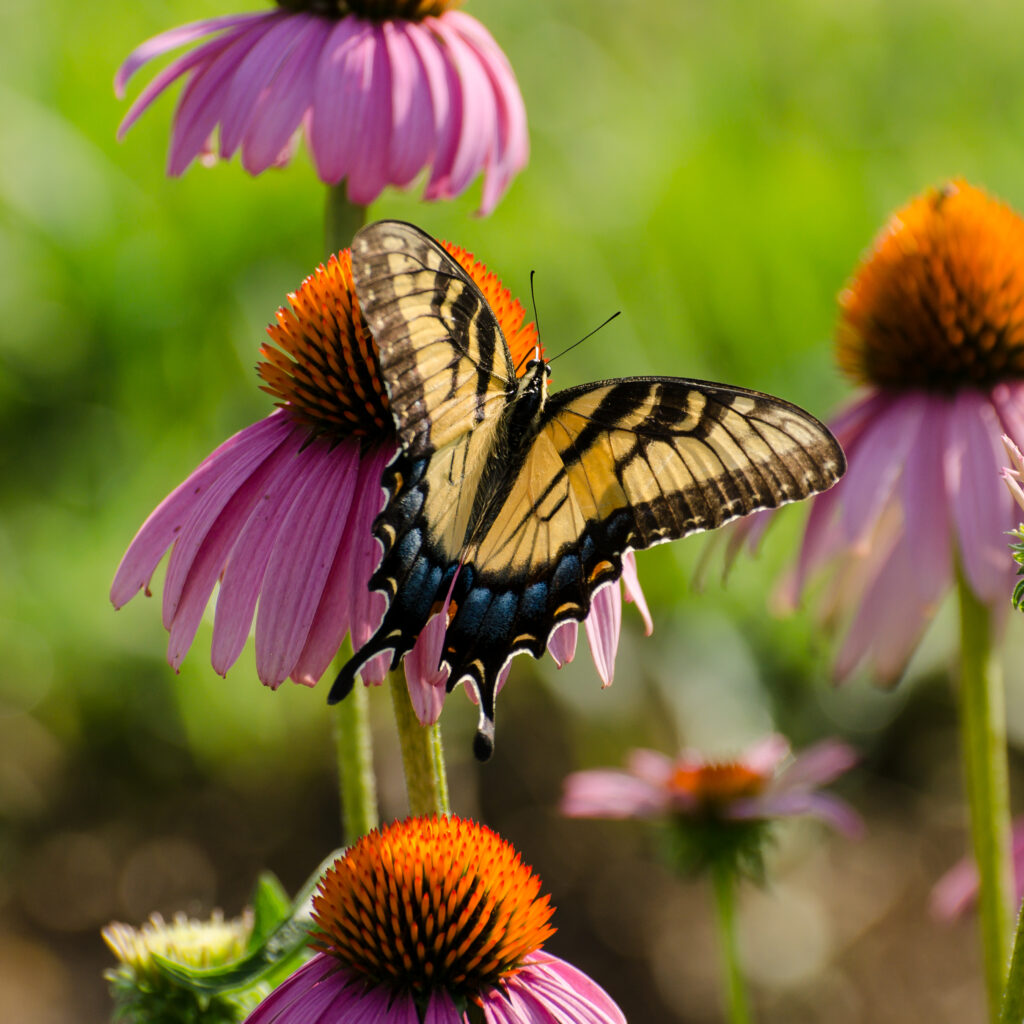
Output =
[
  {"x1": 244, "y1": 815, "x2": 626, "y2": 1024},
  {"x1": 114, "y1": 0, "x2": 527, "y2": 215},
  {"x1": 111, "y1": 238, "x2": 646, "y2": 725},
  {"x1": 562, "y1": 735, "x2": 861, "y2": 836},
  {"x1": 736, "y1": 180, "x2": 1024, "y2": 680}
]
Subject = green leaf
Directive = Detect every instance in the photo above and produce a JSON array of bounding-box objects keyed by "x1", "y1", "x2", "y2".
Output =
[
  {"x1": 152, "y1": 849, "x2": 345, "y2": 997},
  {"x1": 245, "y1": 873, "x2": 292, "y2": 954}
]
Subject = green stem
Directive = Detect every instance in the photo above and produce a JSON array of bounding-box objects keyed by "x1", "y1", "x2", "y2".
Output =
[
  {"x1": 958, "y1": 570, "x2": 1013, "y2": 1022},
  {"x1": 332, "y1": 679, "x2": 379, "y2": 844},
  {"x1": 1000, "y1": 900, "x2": 1024, "y2": 1023},
  {"x1": 389, "y1": 671, "x2": 450, "y2": 817},
  {"x1": 325, "y1": 185, "x2": 367, "y2": 254},
  {"x1": 710, "y1": 860, "x2": 753, "y2": 1024}
]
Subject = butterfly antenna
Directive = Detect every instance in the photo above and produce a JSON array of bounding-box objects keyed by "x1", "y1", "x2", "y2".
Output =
[
  {"x1": 548, "y1": 311, "x2": 622, "y2": 364},
  {"x1": 511, "y1": 270, "x2": 543, "y2": 377}
]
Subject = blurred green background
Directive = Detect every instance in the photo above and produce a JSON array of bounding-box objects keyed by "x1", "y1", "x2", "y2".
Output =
[{"x1": 5, "y1": 0, "x2": 1024, "y2": 1020}]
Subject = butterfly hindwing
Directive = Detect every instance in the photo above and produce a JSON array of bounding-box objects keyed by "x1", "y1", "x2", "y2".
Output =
[
  {"x1": 330, "y1": 222, "x2": 522, "y2": 694},
  {"x1": 440, "y1": 377, "x2": 845, "y2": 749}
]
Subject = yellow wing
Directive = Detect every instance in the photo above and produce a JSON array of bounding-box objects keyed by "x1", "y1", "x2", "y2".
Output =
[{"x1": 441, "y1": 376, "x2": 844, "y2": 754}]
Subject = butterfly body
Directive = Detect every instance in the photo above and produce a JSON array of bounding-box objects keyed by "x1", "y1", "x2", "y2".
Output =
[{"x1": 330, "y1": 221, "x2": 846, "y2": 758}]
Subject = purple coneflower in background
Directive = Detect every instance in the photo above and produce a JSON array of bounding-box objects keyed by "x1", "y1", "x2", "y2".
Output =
[
  {"x1": 111, "y1": 241, "x2": 648, "y2": 724},
  {"x1": 562, "y1": 734, "x2": 862, "y2": 838},
  {"x1": 735, "y1": 180, "x2": 1024, "y2": 681},
  {"x1": 244, "y1": 815, "x2": 626, "y2": 1024},
  {"x1": 115, "y1": 0, "x2": 528, "y2": 215}
]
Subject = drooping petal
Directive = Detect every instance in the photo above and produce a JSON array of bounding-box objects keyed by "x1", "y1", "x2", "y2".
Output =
[
  {"x1": 740, "y1": 734, "x2": 790, "y2": 775},
  {"x1": 110, "y1": 413, "x2": 291, "y2": 609},
  {"x1": 584, "y1": 583, "x2": 621, "y2": 687},
  {"x1": 310, "y1": 18, "x2": 373, "y2": 184},
  {"x1": 946, "y1": 389, "x2": 1015, "y2": 603},
  {"x1": 209, "y1": 428, "x2": 315, "y2": 675},
  {"x1": 218, "y1": 14, "x2": 309, "y2": 159},
  {"x1": 624, "y1": 748, "x2": 675, "y2": 785},
  {"x1": 166, "y1": 444, "x2": 296, "y2": 669},
  {"x1": 776, "y1": 737, "x2": 858, "y2": 791},
  {"x1": 255, "y1": 443, "x2": 360, "y2": 687},
  {"x1": 507, "y1": 958, "x2": 627, "y2": 1024},
  {"x1": 561, "y1": 770, "x2": 669, "y2": 818},
  {"x1": 240, "y1": 17, "x2": 328, "y2": 174},
  {"x1": 730, "y1": 791, "x2": 864, "y2": 838},
  {"x1": 114, "y1": 13, "x2": 266, "y2": 97},
  {"x1": 900, "y1": 393, "x2": 954, "y2": 604},
  {"x1": 546, "y1": 621, "x2": 578, "y2": 668},
  {"x1": 344, "y1": 23, "x2": 395, "y2": 205},
  {"x1": 620, "y1": 552, "x2": 652, "y2": 634},
  {"x1": 382, "y1": 21, "x2": 437, "y2": 187}
]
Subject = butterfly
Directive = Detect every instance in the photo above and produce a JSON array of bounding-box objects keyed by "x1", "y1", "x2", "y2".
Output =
[{"x1": 329, "y1": 220, "x2": 846, "y2": 759}]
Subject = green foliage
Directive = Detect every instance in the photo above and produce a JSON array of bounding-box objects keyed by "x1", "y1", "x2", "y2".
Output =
[
  {"x1": 1010, "y1": 528, "x2": 1024, "y2": 612},
  {"x1": 659, "y1": 815, "x2": 774, "y2": 884}
]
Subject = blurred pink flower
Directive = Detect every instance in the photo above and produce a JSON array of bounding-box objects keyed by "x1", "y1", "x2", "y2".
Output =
[
  {"x1": 733, "y1": 181, "x2": 1024, "y2": 681},
  {"x1": 115, "y1": 2, "x2": 528, "y2": 215},
  {"x1": 931, "y1": 818, "x2": 1024, "y2": 920},
  {"x1": 111, "y1": 243, "x2": 644, "y2": 725},
  {"x1": 244, "y1": 815, "x2": 626, "y2": 1024},
  {"x1": 561, "y1": 735, "x2": 862, "y2": 837}
]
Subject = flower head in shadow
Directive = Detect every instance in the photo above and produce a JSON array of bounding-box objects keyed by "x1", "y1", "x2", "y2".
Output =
[
  {"x1": 243, "y1": 816, "x2": 626, "y2": 1024},
  {"x1": 115, "y1": 0, "x2": 527, "y2": 214}
]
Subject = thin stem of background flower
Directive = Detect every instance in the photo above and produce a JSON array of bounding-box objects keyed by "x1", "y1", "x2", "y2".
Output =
[
  {"x1": 999, "y1": 901, "x2": 1024, "y2": 1023},
  {"x1": 389, "y1": 671, "x2": 450, "y2": 816},
  {"x1": 333, "y1": 668, "x2": 379, "y2": 844},
  {"x1": 958, "y1": 568, "x2": 1014, "y2": 1022},
  {"x1": 711, "y1": 859, "x2": 753, "y2": 1024}
]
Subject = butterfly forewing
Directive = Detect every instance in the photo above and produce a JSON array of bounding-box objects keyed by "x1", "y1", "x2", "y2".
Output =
[
  {"x1": 441, "y1": 378, "x2": 845, "y2": 721},
  {"x1": 351, "y1": 221, "x2": 515, "y2": 460}
]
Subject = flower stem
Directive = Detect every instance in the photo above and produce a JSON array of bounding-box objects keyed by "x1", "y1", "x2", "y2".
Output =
[
  {"x1": 710, "y1": 860, "x2": 753, "y2": 1024},
  {"x1": 1000, "y1": 901, "x2": 1024, "y2": 1023},
  {"x1": 325, "y1": 185, "x2": 367, "y2": 254},
  {"x1": 332, "y1": 678, "x2": 379, "y2": 845},
  {"x1": 389, "y1": 671, "x2": 450, "y2": 817},
  {"x1": 957, "y1": 569, "x2": 1013, "y2": 1022}
]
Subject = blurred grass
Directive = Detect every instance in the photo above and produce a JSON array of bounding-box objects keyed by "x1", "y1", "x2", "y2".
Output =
[{"x1": 5, "y1": 0, "x2": 1024, "y2": 1020}]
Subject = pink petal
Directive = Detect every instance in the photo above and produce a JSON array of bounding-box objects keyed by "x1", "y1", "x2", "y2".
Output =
[
  {"x1": 508, "y1": 957, "x2": 627, "y2": 1024},
  {"x1": 381, "y1": 21, "x2": 436, "y2": 187},
  {"x1": 254, "y1": 443, "x2": 360, "y2": 687},
  {"x1": 560, "y1": 769, "x2": 668, "y2": 819},
  {"x1": 740, "y1": 734, "x2": 790, "y2": 775},
  {"x1": 776, "y1": 738, "x2": 858, "y2": 790},
  {"x1": 546, "y1": 620, "x2": 578, "y2": 667},
  {"x1": 166, "y1": 444, "x2": 292, "y2": 669},
  {"x1": 346, "y1": 446, "x2": 392, "y2": 650},
  {"x1": 117, "y1": 30, "x2": 241, "y2": 142},
  {"x1": 160, "y1": 427, "x2": 290, "y2": 630},
  {"x1": 729, "y1": 791, "x2": 864, "y2": 838},
  {"x1": 110, "y1": 416, "x2": 288, "y2": 608},
  {"x1": 423, "y1": 19, "x2": 495, "y2": 200},
  {"x1": 210, "y1": 428, "x2": 317, "y2": 675},
  {"x1": 443, "y1": 11, "x2": 528, "y2": 213},
  {"x1": 344, "y1": 24, "x2": 395, "y2": 205},
  {"x1": 217, "y1": 14, "x2": 308, "y2": 158},
  {"x1": 402, "y1": 572, "x2": 459, "y2": 725},
  {"x1": 946, "y1": 390, "x2": 1015, "y2": 603},
  {"x1": 167, "y1": 27, "x2": 266, "y2": 176},
  {"x1": 620, "y1": 551, "x2": 653, "y2": 635},
  {"x1": 115, "y1": 12, "x2": 266, "y2": 97},
  {"x1": 838, "y1": 397, "x2": 923, "y2": 546},
  {"x1": 625, "y1": 748, "x2": 675, "y2": 785},
  {"x1": 584, "y1": 583, "x2": 621, "y2": 687},
  {"x1": 900, "y1": 394, "x2": 954, "y2": 604},
  {"x1": 310, "y1": 18, "x2": 373, "y2": 183},
  {"x1": 240, "y1": 18, "x2": 328, "y2": 174}
]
